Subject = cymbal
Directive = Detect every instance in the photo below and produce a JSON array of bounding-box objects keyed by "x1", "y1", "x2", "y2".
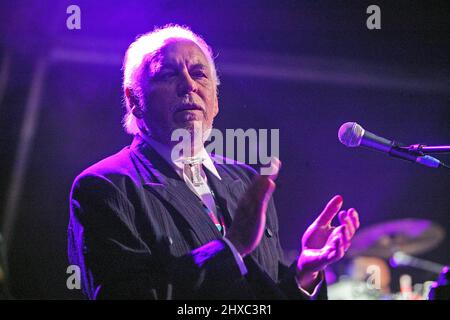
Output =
[{"x1": 348, "y1": 218, "x2": 445, "y2": 259}]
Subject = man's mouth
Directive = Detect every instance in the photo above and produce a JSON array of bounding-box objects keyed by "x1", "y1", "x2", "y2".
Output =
[{"x1": 175, "y1": 103, "x2": 203, "y2": 113}]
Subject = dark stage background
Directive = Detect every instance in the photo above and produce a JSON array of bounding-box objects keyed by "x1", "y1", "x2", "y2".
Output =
[{"x1": 0, "y1": 1, "x2": 448, "y2": 299}]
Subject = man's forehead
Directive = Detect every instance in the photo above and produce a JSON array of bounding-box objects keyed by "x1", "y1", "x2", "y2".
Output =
[{"x1": 158, "y1": 39, "x2": 209, "y2": 66}]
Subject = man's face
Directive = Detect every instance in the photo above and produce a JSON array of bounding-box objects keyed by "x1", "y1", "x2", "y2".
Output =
[{"x1": 139, "y1": 39, "x2": 218, "y2": 145}]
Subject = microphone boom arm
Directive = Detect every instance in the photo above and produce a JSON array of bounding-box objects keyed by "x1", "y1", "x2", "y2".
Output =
[{"x1": 406, "y1": 144, "x2": 450, "y2": 155}]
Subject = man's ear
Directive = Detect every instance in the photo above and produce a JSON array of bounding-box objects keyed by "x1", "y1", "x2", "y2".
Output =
[
  {"x1": 125, "y1": 87, "x2": 139, "y2": 107},
  {"x1": 125, "y1": 87, "x2": 144, "y2": 119}
]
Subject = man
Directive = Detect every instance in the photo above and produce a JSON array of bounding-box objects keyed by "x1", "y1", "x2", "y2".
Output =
[{"x1": 68, "y1": 25, "x2": 360, "y2": 299}]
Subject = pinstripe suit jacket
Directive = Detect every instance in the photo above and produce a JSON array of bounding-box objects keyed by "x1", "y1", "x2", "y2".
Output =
[{"x1": 68, "y1": 135, "x2": 327, "y2": 299}]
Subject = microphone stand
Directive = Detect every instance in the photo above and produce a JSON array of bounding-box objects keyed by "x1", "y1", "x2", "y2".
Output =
[
  {"x1": 398, "y1": 144, "x2": 450, "y2": 169},
  {"x1": 406, "y1": 144, "x2": 450, "y2": 155}
]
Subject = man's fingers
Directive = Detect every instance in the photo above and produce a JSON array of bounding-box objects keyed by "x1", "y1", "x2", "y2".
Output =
[
  {"x1": 328, "y1": 225, "x2": 343, "y2": 241},
  {"x1": 260, "y1": 157, "x2": 281, "y2": 179},
  {"x1": 330, "y1": 225, "x2": 351, "y2": 251},
  {"x1": 245, "y1": 174, "x2": 275, "y2": 206},
  {"x1": 315, "y1": 195, "x2": 343, "y2": 226},
  {"x1": 334, "y1": 240, "x2": 345, "y2": 261},
  {"x1": 338, "y1": 210, "x2": 346, "y2": 226},
  {"x1": 325, "y1": 236, "x2": 345, "y2": 263},
  {"x1": 339, "y1": 210, "x2": 356, "y2": 238},
  {"x1": 348, "y1": 208, "x2": 360, "y2": 229},
  {"x1": 254, "y1": 175, "x2": 276, "y2": 204},
  {"x1": 335, "y1": 225, "x2": 350, "y2": 243},
  {"x1": 302, "y1": 203, "x2": 360, "y2": 271},
  {"x1": 268, "y1": 157, "x2": 281, "y2": 180},
  {"x1": 325, "y1": 237, "x2": 339, "y2": 261}
]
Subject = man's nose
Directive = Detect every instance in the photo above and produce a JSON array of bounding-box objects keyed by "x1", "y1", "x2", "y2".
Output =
[{"x1": 177, "y1": 71, "x2": 197, "y2": 96}]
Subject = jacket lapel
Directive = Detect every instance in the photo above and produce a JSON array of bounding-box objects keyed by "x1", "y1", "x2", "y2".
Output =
[
  {"x1": 204, "y1": 164, "x2": 246, "y2": 225},
  {"x1": 131, "y1": 136, "x2": 222, "y2": 244}
]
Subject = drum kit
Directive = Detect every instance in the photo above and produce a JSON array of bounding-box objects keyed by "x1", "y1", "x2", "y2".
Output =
[{"x1": 327, "y1": 218, "x2": 448, "y2": 300}]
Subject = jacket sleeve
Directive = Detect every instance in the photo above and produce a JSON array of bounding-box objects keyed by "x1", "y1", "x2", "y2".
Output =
[{"x1": 68, "y1": 173, "x2": 246, "y2": 300}]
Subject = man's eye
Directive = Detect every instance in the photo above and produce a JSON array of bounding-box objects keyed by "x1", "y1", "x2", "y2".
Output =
[
  {"x1": 192, "y1": 71, "x2": 207, "y2": 78},
  {"x1": 155, "y1": 70, "x2": 176, "y2": 80},
  {"x1": 161, "y1": 72, "x2": 176, "y2": 78}
]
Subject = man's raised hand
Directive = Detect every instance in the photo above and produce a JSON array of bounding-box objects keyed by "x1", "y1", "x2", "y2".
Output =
[{"x1": 296, "y1": 195, "x2": 360, "y2": 289}]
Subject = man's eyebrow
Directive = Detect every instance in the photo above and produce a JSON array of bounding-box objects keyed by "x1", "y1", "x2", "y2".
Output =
[
  {"x1": 190, "y1": 63, "x2": 208, "y2": 69},
  {"x1": 152, "y1": 61, "x2": 208, "y2": 73},
  {"x1": 158, "y1": 61, "x2": 177, "y2": 69}
]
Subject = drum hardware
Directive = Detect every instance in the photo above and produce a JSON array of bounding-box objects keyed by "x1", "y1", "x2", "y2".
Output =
[
  {"x1": 348, "y1": 218, "x2": 445, "y2": 259},
  {"x1": 330, "y1": 218, "x2": 446, "y2": 300},
  {"x1": 389, "y1": 251, "x2": 445, "y2": 274},
  {"x1": 428, "y1": 266, "x2": 450, "y2": 300}
]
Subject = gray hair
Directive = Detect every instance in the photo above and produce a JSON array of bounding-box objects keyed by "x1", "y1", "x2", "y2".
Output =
[{"x1": 122, "y1": 24, "x2": 220, "y2": 135}]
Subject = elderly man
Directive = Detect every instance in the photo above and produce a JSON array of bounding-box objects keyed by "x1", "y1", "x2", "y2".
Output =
[{"x1": 68, "y1": 25, "x2": 360, "y2": 299}]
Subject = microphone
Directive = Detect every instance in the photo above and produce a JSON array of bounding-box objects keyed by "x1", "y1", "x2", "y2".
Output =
[{"x1": 338, "y1": 122, "x2": 442, "y2": 168}]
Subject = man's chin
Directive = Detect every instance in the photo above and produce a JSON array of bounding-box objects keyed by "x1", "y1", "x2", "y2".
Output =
[
  {"x1": 173, "y1": 119, "x2": 202, "y2": 131},
  {"x1": 170, "y1": 121, "x2": 210, "y2": 142},
  {"x1": 173, "y1": 110, "x2": 204, "y2": 123}
]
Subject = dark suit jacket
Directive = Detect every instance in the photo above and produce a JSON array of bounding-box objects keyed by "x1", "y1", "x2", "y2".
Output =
[{"x1": 68, "y1": 135, "x2": 327, "y2": 300}]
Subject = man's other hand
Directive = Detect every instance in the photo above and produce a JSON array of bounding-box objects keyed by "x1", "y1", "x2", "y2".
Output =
[{"x1": 226, "y1": 158, "x2": 281, "y2": 257}]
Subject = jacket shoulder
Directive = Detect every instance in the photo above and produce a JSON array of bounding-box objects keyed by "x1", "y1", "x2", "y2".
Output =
[{"x1": 71, "y1": 146, "x2": 139, "y2": 194}]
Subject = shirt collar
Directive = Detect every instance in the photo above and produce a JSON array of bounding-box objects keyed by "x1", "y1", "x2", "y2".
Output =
[{"x1": 139, "y1": 133, "x2": 221, "y2": 180}]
